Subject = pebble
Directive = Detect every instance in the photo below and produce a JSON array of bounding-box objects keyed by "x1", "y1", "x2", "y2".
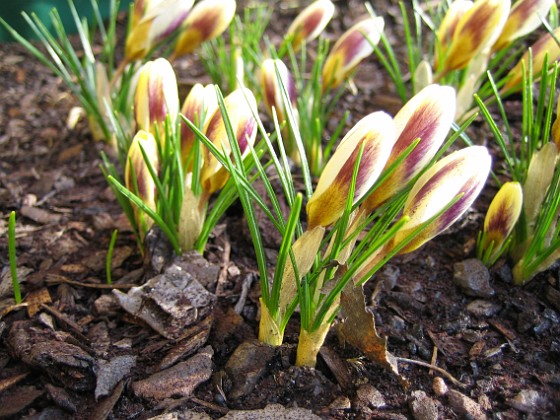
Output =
[
  {"x1": 432, "y1": 377, "x2": 448, "y2": 396},
  {"x1": 409, "y1": 390, "x2": 438, "y2": 420},
  {"x1": 353, "y1": 384, "x2": 386, "y2": 410},
  {"x1": 453, "y1": 259, "x2": 495, "y2": 298},
  {"x1": 329, "y1": 396, "x2": 351, "y2": 410},
  {"x1": 221, "y1": 403, "x2": 321, "y2": 419},
  {"x1": 507, "y1": 390, "x2": 545, "y2": 413},
  {"x1": 466, "y1": 300, "x2": 501, "y2": 317},
  {"x1": 447, "y1": 389, "x2": 487, "y2": 420}
]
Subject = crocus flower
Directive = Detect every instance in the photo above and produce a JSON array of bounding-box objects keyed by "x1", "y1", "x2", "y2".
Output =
[
  {"x1": 434, "y1": 0, "x2": 473, "y2": 70},
  {"x1": 392, "y1": 146, "x2": 491, "y2": 254},
  {"x1": 502, "y1": 27, "x2": 560, "y2": 93},
  {"x1": 180, "y1": 84, "x2": 218, "y2": 168},
  {"x1": 321, "y1": 16, "x2": 385, "y2": 92},
  {"x1": 260, "y1": 58, "x2": 298, "y2": 124},
  {"x1": 172, "y1": 0, "x2": 237, "y2": 59},
  {"x1": 364, "y1": 84, "x2": 456, "y2": 212},
  {"x1": 439, "y1": 0, "x2": 510, "y2": 74},
  {"x1": 479, "y1": 181, "x2": 522, "y2": 263},
  {"x1": 125, "y1": 0, "x2": 194, "y2": 62},
  {"x1": 285, "y1": 0, "x2": 335, "y2": 52},
  {"x1": 552, "y1": 96, "x2": 560, "y2": 148},
  {"x1": 125, "y1": 130, "x2": 160, "y2": 240},
  {"x1": 306, "y1": 111, "x2": 396, "y2": 229},
  {"x1": 492, "y1": 0, "x2": 554, "y2": 51},
  {"x1": 200, "y1": 88, "x2": 258, "y2": 194},
  {"x1": 134, "y1": 58, "x2": 179, "y2": 138},
  {"x1": 522, "y1": 142, "x2": 558, "y2": 227}
]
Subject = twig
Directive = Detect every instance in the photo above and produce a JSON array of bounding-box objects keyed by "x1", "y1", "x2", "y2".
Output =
[
  {"x1": 396, "y1": 356, "x2": 465, "y2": 388},
  {"x1": 46, "y1": 274, "x2": 136, "y2": 289},
  {"x1": 190, "y1": 396, "x2": 230, "y2": 415}
]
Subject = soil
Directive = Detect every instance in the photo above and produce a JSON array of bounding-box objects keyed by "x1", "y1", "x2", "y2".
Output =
[{"x1": 0, "y1": 1, "x2": 559, "y2": 419}]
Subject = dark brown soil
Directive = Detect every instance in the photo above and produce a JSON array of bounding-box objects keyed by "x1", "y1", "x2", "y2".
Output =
[{"x1": 0, "y1": 1, "x2": 559, "y2": 419}]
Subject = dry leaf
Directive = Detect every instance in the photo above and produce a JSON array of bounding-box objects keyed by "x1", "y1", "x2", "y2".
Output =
[
  {"x1": 339, "y1": 281, "x2": 408, "y2": 386},
  {"x1": 26, "y1": 288, "x2": 52, "y2": 317}
]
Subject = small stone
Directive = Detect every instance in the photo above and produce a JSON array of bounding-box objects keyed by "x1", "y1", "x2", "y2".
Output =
[
  {"x1": 466, "y1": 300, "x2": 501, "y2": 317},
  {"x1": 94, "y1": 294, "x2": 120, "y2": 316},
  {"x1": 453, "y1": 259, "x2": 495, "y2": 298},
  {"x1": 432, "y1": 377, "x2": 448, "y2": 396},
  {"x1": 224, "y1": 340, "x2": 277, "y2": 400},
  {"x1": 447, "y1": 389, "x2": 487, "y2": 420},
  {"x1": 507, "y1": 390, "x2": 545, "y2": 413},
  {"x1": 354, "y1": 383, "x2": 386, "y2": 410},
  {"x1": 409, "y1": 390, "x2": 438, "y2": 420},
  {"x1": 329, "y1": 396, "x2": 351, "y2": 410},
  {"x1": 221, "y1": 403, "x2": 321, "y2": 419}
]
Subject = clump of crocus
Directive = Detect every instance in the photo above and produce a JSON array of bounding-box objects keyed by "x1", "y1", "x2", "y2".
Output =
[
  {"x1": 476, "y1": 60, "x2": 560, "y2": 285},
  {"x1": 283, "y1": 0, "x2": 335, "y2": 53},
  {"x1": 179, "y1": 87, "x2": 258, "y2": 251},
  {"x1": 125, "y1": 130, "x2": 160, "y2": 241},
  {"x1": 477, "y1": 182, "x2": 523, "y2": 266},
  {"x1": 321, "y1": 16, "x2": 385, "y2": 92},
  {"x1": 170, "y1": 0, "x2": 237, "y2": 60}
]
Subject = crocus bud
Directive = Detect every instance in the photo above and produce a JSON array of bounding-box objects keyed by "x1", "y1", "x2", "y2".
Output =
[
  {"x1": 523, "y1": 142, "x2": 558, "y2": 227},
  {"x1": 180, "y1": 84, "x2": 218, "y2": 168},
  {"x1": 285, "y1": 0, "x2": 335, "y2": 52},
  {"x1": 502, "y1": 27, "x2": 560, "y2": 93},
  {"x1": 392, "y1": 146, "x2": 491, "y2": 254},
  {"x1": 306, "y1": 111, "x2": 396, "y2": 229},
  {"x1": 125, "y1": 0, "x2": 194, "y2": 62},
  {"x1": 492, "y1": 0, "x2": 554, "y2": 51},
  {"x1": 479, "y1": 182, "x2": 522, "y2": 263},
  {"x1": 413, "y1": 60, "x2": 434, "y2": 93},
  {"x1": 439, "y1": 0, "x2": 510, "y2": 74},
  {"x1": 364, "y1": 84, "x2": 456, "y2": 212},
  {"x1": 201, "y1": 88, "x2": 258, "y2": 194},
  {"x1": 260, "y1": 58, "x2": 298, "y2": 124},
  {"x1": 321, "y1": 16, "x2": 385, "y2": 92},
  {"x1": 172, "y1": 0, "x2": 237, "y2": 58},
  {"x1": 435, "y1": 0, "x2": 473, "y2": 70},
  {"x1": 552, "y1": 96, "x2": 560, "y2": 148},
  {"x1": 134, "y1": 58, "x2": 179, "y2": 138},
  {"x1": 125, "y1": 130, "x2": 160, "y2": 240}
]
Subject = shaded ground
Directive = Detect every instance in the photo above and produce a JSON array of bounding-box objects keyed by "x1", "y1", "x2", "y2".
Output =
[{"x1": 0, "y1": 1, "x2": 559, "y2": 418}]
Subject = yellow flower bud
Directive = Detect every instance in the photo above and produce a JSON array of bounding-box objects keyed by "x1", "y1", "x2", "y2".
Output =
[
  {"x1": 480, "y1": 182, "x2": 523, "y2": 263},
  {"x1": 180, "y1": 84, "x2": 218, "y2": 169},
  {"x1": 321, "y1": 16, "x2": 384, "y2": 91},
  {"x1": 306, "y1": 112, "x2": 396, "y2": 229},
  {"x1": 502, "y1": 27, "x2": 560, "y2": 94},
  {"x1": 125, "y1": 0, "x2": 194, "y2": 62},
  {"x1": 285, "y1": 0, "x2": 335, "y2": 52},
  {"x1": 493, "y1": 0, "x2": 554, "y2": 51},
  {"x1": 134, "y1": 58, "x2": 179, "y2": 138},
  {"x1": 364, "y1": 84, "x2": 456, "y2": 212},
  {"x1": 439, "y1": 0, "x2": 510, "y2": 74},
  {"x1": 125, "y1": 130, "x2": 160, "y2": 240},
  {"x1": 393, "y1": 146, "x2": 491, "y2": 254},
  {"x1": 201, "y1": 88, "x2": 258, "y2": 194},
  {"x1": 172, "y1": 0, "x2": 236, "y2": 58}
]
